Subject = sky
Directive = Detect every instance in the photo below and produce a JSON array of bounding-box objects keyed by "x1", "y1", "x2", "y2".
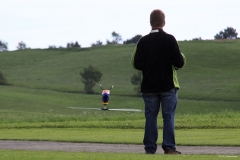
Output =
[{"x1": 1, "y1": 0, "x2": 240, "y2": 51}]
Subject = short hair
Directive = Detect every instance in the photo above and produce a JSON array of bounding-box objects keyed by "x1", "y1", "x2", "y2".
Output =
[{"x1": 150, "y1": 9, "x2": 165, "y2": 27}]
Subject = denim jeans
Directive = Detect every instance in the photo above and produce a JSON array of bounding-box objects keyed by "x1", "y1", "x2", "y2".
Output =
[{"x1": 142, "y1": 88, "x2": 178, "y2": 153}]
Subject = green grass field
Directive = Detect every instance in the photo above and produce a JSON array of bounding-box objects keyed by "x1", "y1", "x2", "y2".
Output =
[
  {"x1": 0, "y1": 40, "x2": 240, "y2": 158},
  {"x1": 1, "y1": 128, "x2": 240, "y2": 146}
]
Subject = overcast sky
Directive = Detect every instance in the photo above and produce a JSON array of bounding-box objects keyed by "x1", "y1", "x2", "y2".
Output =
[{"x1": 1, "y1": 0, "x2": 240, "y2": 51}]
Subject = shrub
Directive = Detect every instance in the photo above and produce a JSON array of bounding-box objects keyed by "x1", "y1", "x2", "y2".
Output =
[
  {"x1": 0, "y1": 72, "x2": 9, "y2": 85},
  {"x1": 131, "y1": 71, "x2": 141, "y2": 94},
  {"x1": 79, "y1": 65, "x2": 102, "y2": 94}
]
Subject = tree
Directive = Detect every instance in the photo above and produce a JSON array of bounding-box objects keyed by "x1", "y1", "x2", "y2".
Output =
[
  {"x1": 123, "y1": 35, "x2": 142, "y2": 44},
  {"x1": 112, "y1": 31, "x2": 122, "y2": 44},
  {"x1": 16, "y1": 41, "x2": 27, "y2": 50},
  {"x1": 48, "y1": 45, "x2": 57, "y2": 49},
  {"x1": 67, "y1": 41, "x2": 81, "y2": 48},
  {"x1": 131, "y1": 71, "x2": 141, "y2": 93},
  {"x1": 192, "y1": 37, "x2": 202, "y2": 41},
  {"x1": 0, "y1": 72, "x2": 9, "y2": 85},
  {"x1": 214, "y1": 27, "x2": 238, "y2": 39},
  {"x1": 91, "y1": 40, "x2": 103, "y2": 47},
  {"x1": 106, "y1": 31, "x2": 122, "y2": 44},
  {"x1": 79, "y1": 65, "x2": 102, "y2": 94},
  {"x1": 73, "y1": 41, "x2": 81, "y2": 48},
  {"x1": 0, "y1": 40, "x2": 8, "y2": 52}
]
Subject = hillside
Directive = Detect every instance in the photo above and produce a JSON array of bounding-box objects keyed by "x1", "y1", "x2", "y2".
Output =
[
  {"x1": 0, "y1": 45, "x2": 136, "y2": 94},
  {"x1": 0, "y1": 40, "x2": 240, "y2": 115},
  {"x1": 1, "y1": 40, "x2": 240, "y2": 99}
]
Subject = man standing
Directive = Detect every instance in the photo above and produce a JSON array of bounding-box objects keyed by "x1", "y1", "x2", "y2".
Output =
[{"x1": 131, "y1": 9, "x2": 186, "y2": 154}]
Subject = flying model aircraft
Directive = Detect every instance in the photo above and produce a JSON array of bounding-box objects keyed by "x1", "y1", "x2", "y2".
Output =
[{"x1": 68, "y1": 85, "x2": 142, "y2": 112}]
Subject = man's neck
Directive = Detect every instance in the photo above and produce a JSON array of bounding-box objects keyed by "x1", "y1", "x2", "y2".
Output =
[{"x1": 152, "y1": 27, "x2": 163, "y2": 29}]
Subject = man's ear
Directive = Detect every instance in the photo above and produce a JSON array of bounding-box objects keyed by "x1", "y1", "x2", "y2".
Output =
[{"x1": 163, "y1": 21, "x2": 166, "y2": 27}]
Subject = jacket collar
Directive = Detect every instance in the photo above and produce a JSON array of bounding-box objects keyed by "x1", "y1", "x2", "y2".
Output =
[{"x1": 150, "y1": 28, "x2": 163, "y2": 33}]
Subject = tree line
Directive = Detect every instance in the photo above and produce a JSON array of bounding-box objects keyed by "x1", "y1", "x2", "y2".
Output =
[
  {"x1": 1, "y1": 27, "x2": 238, "y2": 52},
  {"x1": 191, "y1": 27, "x2": 238, "y2": 41},
  {"x1": 0, "y1": 32, "x2": 143, "y2": 52}
]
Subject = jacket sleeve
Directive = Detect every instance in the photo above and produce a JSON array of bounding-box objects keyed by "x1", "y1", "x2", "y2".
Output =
[
  {"x1": 181, "y1": 52, "x2": 186, "y2": 67},
  {"x1": 170, "y1": 36, "x2": 186, "y2": 69}
]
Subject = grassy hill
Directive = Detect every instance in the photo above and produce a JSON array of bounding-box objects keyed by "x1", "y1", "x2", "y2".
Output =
[
  {"x1": 0, "y1": 45, "x2": 136, "y2": 94},
  {"x1": 0, "y1": 40, "x2": 240, "y2": 119}
]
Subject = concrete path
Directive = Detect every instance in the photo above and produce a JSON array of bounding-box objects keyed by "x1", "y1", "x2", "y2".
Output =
[{"x1": 0, "y1": 140, "x2": 240, "y2": 155}]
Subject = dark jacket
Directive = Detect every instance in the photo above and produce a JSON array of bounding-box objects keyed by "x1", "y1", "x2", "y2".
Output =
[{"x1": 131, "y1": 28, "x2": 186, "y2": 93}]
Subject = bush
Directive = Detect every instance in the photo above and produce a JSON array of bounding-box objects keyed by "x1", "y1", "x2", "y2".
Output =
[
  {"x1": 79, "y1": 65, "x2": 102, "y2": 94},
  {"x1": 131, "y1": 71, "x2": 141, "y2": 94},
  {"x1": 214, "y1": 27, "x2": 238, "y2": 39},
  {"x1": 0, "y1": 40, "x2": 8, "y2": 52},
  {"x1": 0, "y1": 72, "x2": 9, "y2": 85},
  {"x1": 123, "y1": 35, "x2": 142, "y2": 44}
]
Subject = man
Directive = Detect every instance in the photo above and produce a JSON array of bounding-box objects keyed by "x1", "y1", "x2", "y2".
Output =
[{"x1": 131, "y1": 9, "x2": 186, "y2": 154}]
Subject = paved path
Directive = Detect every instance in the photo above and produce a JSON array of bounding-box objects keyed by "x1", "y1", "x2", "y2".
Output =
[{"x1": 0, "y1": 140, "x2": 240, "y2": 155}]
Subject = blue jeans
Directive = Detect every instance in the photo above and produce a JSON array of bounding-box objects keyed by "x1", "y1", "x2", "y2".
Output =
[{"x1": 142, "y1": 88, "x2": 178, "y2": 153}]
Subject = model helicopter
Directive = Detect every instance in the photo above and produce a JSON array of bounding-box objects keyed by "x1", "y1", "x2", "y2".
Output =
[{"x1": 68, "y1": 85, "x2": 142, "y2": 112}]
